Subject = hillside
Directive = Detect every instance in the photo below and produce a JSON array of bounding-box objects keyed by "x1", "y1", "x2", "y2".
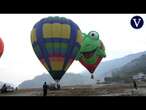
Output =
[
  {"x1": 18, "y1": 73, "x2": 96, "y2": 89},
  {"x1": 18, "y1": 51, "x2": 146, "y2": 88},
  {"x1": 104, "y1": 54, "x2": 146, "y2": 83},
  {"x1": 93, "y1": 51, "x2": 146, "y2": 80}
]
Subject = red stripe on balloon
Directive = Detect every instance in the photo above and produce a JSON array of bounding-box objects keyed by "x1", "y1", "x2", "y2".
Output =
[
  {"x1": 48, "y1": 54, "x2": 64, "y2": 58},
  {"x1": 49, "y1": 57, "x2": 64, "y2": 62}
]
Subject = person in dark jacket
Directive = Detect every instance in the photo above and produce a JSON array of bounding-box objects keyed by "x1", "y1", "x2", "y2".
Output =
[
  {"x1": 43, "y1": 82, "x2": 48, "y2": 96},
  {"x1": 133, "y1": 79, "x2": 138, "y2": 90}
]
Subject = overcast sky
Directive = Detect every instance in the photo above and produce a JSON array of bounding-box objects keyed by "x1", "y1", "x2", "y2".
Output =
[{"x1": 0, "y1": 14, "x2": 146, "y2": 86}]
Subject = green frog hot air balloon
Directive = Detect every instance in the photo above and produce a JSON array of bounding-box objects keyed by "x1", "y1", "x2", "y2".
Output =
[
  {"x1": 76, "y1": 31, "x2": 106, "y2": 79},
  {"x1": 31, "y1": 16, "x2": 82, "y2": 85}
]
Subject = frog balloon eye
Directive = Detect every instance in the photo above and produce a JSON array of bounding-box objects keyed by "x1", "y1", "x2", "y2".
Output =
[{"x1": 88, "y1": 31, "x2": 99, "y2": 39}]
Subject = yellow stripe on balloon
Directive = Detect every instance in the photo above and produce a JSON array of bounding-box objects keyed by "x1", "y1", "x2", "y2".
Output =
[
  {"x1": 43, "y1": 24, "x2": 71, "y2": 39},
  {"x1": 76, "y1": 30, "x2": 83, "y2": 45},
  {"x1": 31, "y1": 28, "x2": 37, "y2": 43},
  {"x1": 49, "y1": 57, "x2": 64, "y2": 71}
]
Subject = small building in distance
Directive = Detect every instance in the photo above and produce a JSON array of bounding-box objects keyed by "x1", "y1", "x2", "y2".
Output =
[{"x1": 132, "y1": 73, "x2": 146, "y2": 81}]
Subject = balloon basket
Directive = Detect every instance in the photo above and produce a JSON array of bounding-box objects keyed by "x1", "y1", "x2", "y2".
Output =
[{"x1": 91, "y1": 75, "x2": 94, "y2": 79}]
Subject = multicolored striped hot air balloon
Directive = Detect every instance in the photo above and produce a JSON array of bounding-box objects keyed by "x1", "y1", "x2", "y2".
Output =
[
  {"x1": 31, "y1": 16, "x2": 82, "y2": 83},
  {"x1": 0, "y1": 37, "x2": 4, "y2": 58}
]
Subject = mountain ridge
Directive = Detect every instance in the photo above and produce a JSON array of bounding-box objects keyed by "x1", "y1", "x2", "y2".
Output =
[{"x1": 18, "y1": 51, "x2": 146, "y2": 88}]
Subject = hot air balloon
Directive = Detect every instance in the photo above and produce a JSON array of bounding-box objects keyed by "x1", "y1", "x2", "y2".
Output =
[
  {"x1": 0, "y1": 37, "x2": 4, "y2": 58},
  {"x1": 31, "y1": 16, "x2": 82, "y2": 85},
  {"x1": 76, "y1": 31, "x2": 106, "y2": 79}
]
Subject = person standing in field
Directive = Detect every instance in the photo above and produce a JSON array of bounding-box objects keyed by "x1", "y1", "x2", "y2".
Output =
[
  {"x1": 43, "y1": 82, "x2": 48, "y2": 96},
  {"x1": 133, "y1": 79, "x2": 138, "y2": 90}
]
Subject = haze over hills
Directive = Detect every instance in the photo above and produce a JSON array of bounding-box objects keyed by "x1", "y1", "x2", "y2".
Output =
[
  {"x1": 108, "y1": 54, "x2": 146, "y2": 81},
  {"x1": 0, "y1": 81, "x2": 14, "y2": 88},
  {"x1": 0, "y1": 81, "x2": 4, "y2": 88},
  {"x1": 93, "y1": 51, "x2": 146, "y2": 80},
  {"x1": 18, "y1": 51, "x2": 146, "y2": 89},
  {"x1": 18, "y1": 73, "x2": 96, "y2": 89}
]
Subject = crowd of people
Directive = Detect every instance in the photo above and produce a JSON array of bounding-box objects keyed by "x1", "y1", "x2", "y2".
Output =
[{"x1": 0, "y1": 84, "x2": 16, "y2": 93}]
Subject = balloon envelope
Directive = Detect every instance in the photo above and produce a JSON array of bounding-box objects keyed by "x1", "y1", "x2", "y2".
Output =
[
  {"x1": 77, "y1": 32, "x2": 106, "y2": 79},
  {"x1": 31, "y1": 16, "x2": 82, "y2": 81},
  {"x1": 0, "y1": 37, "x2": 4, "y2": 58},
  {"x1": 80, "y1": 57, "x2": 102, "y2": 73}
]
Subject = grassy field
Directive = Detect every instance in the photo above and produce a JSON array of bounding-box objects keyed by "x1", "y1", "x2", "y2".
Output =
[{"x1": 1, "y1": 83, "x2": 146, "y2": 96}]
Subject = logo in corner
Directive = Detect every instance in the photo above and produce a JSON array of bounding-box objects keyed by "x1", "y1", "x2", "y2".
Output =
[{"x1": 130, "y1": 16, "x2": 144, "y2": 29}]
